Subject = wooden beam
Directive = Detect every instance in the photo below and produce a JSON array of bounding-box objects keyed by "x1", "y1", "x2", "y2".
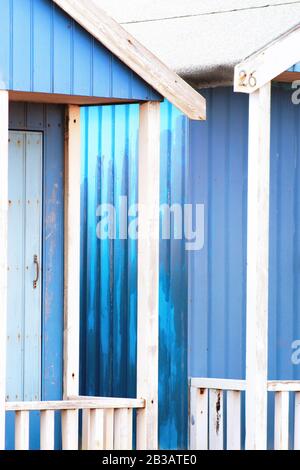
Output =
[
  {"x1": 268, "y1": 381, "x2": 300, "y2": 392},
  {"x1": 0, "y1": 90, "x2": 8, "y2": 450},
  {"x1": 245, "y1": 82, "x2": 271, "y2": 450},
  {"x1": 234, "y1": 24, "x2": 300, "y2": 93},
  {"x1": 9, "y1": 90, "x2": 139, "y2": 106},
  {"x1": 64, "y1": 105, "x2": 81, "y2": 400},
  {"x1": 53, "y1": 0, "x2": 206, "y2": 120},
  {"x1": 6, "y1": 397, "x2": 144, "y2": 412},
  {"x1": 136, "y1": 102, "x2": 160, "y2": 450},
  {"x1": 190, "y1": 378, "x2": 246, "y2": 391}
]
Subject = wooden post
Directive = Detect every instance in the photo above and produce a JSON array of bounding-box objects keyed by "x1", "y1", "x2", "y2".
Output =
[
  {"x1": 63, "y1": 105, "x2": 81, "y2": 448},
  {"x1": 0, "y1": 90, "x2": 8, "y2": 450},
  {"x1": 136, "y1": 102, "x2": 160, "y2": 450},
  {"x1": 245, "y1": 82, "x2": 271, "y2": 450}
]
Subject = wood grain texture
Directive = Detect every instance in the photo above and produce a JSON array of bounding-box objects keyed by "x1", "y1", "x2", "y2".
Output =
[
  {"x1": 245, "y1": 82, "x2": 271, "y2": 450},
  {"x1": 53, "y1": 0, "x2": 206, "y2": 120},
  {"x1": 234, "y1": 24, "x2": 300, "y2": 93},
  {"x1": 136, "y1": 102, "x2": 160, "y2": 450},
  {"x1": 64, "y1": 105, "x2": 81, "y2": 400}
]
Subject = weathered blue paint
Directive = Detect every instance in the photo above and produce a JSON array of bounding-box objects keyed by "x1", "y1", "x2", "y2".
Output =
[
  {"x1": 80, "y1": 101, "x2": 188, "y2": 449},
  {"x1": 8, "y1": 102, "x2": 64, "y2": 449},
  {"x1": 7, "y1": 131, "x2": 43, "y2": 404},
  {"x1": 0, "y1": 0, "x2": 160, "y2": 101},
  {"x1": 189, "y1": 84, "x2": 300, "y2": 448}
]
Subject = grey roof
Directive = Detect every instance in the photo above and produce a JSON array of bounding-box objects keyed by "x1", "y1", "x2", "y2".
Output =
[{"x1": 96, "y1": 0, "x2": 300, "y2": 86}]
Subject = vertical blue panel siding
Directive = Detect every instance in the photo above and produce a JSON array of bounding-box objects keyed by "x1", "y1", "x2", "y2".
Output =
[
  {"x1": 189, "y1": 84, "x2": 300, "y2": 383},
  {"x1": 80, "y1": 101, "x2": 188, "y2": 449},
  {"x1": 189, "y1": 87, "x2": 248, "y2": 380},
  {"x1": 0, "y1": 0, "x2": 160, "y2": 101}
]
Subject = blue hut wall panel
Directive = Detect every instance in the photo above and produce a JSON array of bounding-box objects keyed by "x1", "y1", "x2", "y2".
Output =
[
  {"x1": 0, "y1": 0, "x2": 160, "y2": 101},
  {"x1": 80, "y1": 101, "x2": 189, "y2": 449},
  {"x1": 189, "y1": 85, "x2": 300, "y2": 446},
  {"x1": 189, "y1": 84, "x2": 300, "y2": 383}
]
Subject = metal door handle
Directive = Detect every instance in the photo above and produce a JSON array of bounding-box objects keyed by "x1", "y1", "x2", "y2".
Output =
[{"x1": 33, "y1": 255, "x2": 39, "y2": 289}]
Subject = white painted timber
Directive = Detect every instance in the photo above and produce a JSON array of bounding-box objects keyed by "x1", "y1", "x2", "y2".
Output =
[
  {"x1": 15, "y1": 411, "x2": 30, "y2": 450},
  {"x1": 64, "y1": 104, "x2": 80, "y2": 449},
  {"x1": 61, "y1": 409, "x2": 78, "y2": 450},
  {"x1": 136, "y1": 102, "x2": 160, "y2": 450},
  {"x1": 274, "y1": 391, "x2": 290, "y2": 450},
  {"x1": 114, "y1": 409, "x2": 133, "y2": 450},
  {"x1": 40, "y1": 410, "x2": 55, "y2": 450},
  {"x1": 189, "y1": 386, "x2": 208, "y2": 450},
  {"x1": 209, "y1": 389, "x2": 224, "y2": 450},
  {"x1": 234, "y1": 24, "x2": 300, "y2": 93},
  {"x1": 0, "y1": 91, "x2": 8, "y2": 450},
  {"x1": 89, "y1": 409, "x2": 104, "y2": 450},
  {"x1": 245, "y1": 82, "x2": 271, "y2": 450},
  {"x1": 53, "y1": 0, "x2": 206, "y2": 120},
  {"x1": 294, "y1": 392, "x2": 300, "y2": 450},
  {"x1": 6, "y1": 398, "x2": 144, "y2": 411},
  {"x1": 82, "y1": 409, "x2": 91, "y2": 450},
  {"x1": 268, "y1": 381, "x2": 300, "y2": 392},
  {"x1": 190, "y1": 378, "x2": 246, "y2": 391},
  {"x1": 227, "y1": 391, "x2": 241, "y2": 450},
  {"x1": 68, "y1": 396, "x2": 145, "y2": 409},
  {"x1": 104, "y1": 409, "x2": 114, "y2": 450},
  {"x1": 64, "y1": 105, "x2": 81, "y2": 400}
]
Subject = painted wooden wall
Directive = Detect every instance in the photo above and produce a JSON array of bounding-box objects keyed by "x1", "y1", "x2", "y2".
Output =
[
  {"x1": 0, "y1": 0, "x2": 160, "y2": 101},
  {"x1": 189, "y1": 84, "x2": 300, "y2": 448},
  {"x1": 80, "y1": 101, "x2": 189, "y2": 449},
  {"x1": 7, "y1": 102, "x2": 64, "y2": 449}
]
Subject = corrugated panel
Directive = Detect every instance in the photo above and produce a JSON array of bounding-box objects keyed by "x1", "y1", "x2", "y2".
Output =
[
  {"x1": 0, "y1": 0, "x2": 160, "y2": 101},
  {"x1": 189, "y1": 85, "x2": 300, "y2": 447},
  {"x1": 189, "y1": 84, "x2": 300, "y2": 382},
  {"x1": 188, "y1": 87, "x2": 248, "y2": 380},
  {"x1": 80, "y1": 101, "x2": 188, "y2": 449}
]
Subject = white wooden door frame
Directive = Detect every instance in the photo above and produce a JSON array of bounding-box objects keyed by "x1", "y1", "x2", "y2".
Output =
[{"x1": 136, "y1": 101, "x2": 160, "y2": 450}]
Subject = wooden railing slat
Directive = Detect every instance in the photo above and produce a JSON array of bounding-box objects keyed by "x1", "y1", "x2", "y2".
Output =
[
  {"x1": 61, "y1": 410, "x2": 78, "y2": 450},
  {"x1": 89, "y1": 409, "x2": 104, "y2": 450},
  {"x1": 104, "y1": 409, "x2": 114, "y2": 450},
  {"x1": 40, "y1": 410, "x2": 55, "y2": 450},
  {"x1": 82, "y1": 409, "x2": 90, "y2": 450},
  {"x1": 294, "y1": 392, "x2": 300, "y2": 450},
  {"x1": 226, "y1": 391, "x2": 241, "y2": 450},
  {"x1": 189, "y1": 387, "x2": 208, "y2": 450},
  {"x1": 15, "y1": 411, "x2": 30, "y2": 450},
  {"x1": 114, "y1": 409, "x2": 133, "y2": 450},
  {"x1": 274, "y1": 391, "x2": 289, "y2": 450},
  {"x1": 209, "y1": 389, "x2": 224, "y2": 450}
]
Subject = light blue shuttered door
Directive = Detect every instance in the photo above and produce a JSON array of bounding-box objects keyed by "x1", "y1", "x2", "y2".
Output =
[{"x1": 7, "y1": 131, "x2": 43, "y2": 402}]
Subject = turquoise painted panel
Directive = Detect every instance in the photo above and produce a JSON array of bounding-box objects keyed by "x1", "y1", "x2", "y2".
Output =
[
  {"x1": 0, "y1": 0, "x2": 161, "y2": 101},
  {"x1": 80, "y1": 101, "x2": 188, "y2": 449}
]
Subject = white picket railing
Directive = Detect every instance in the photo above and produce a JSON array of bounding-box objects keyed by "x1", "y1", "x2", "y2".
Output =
[
  {"x1": 190, "y1": 378, "x2": 245, "y2": 450},
  {"x1": 6, "y1": 396, "x2": 145, "y2": 450},
  {"x1": 190, "y1": 378, "x2": 300, "y2": 450}
]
